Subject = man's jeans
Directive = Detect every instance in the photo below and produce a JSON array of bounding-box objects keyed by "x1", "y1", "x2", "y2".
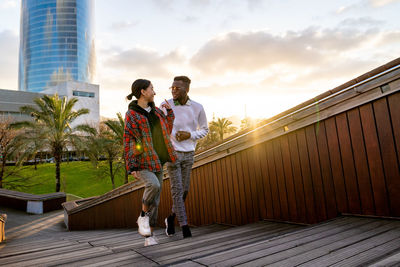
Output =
[
  {"x1": 167, "y1": 151, "x2": 195, "y2": 226},
  {"x1": 139, "y1": 170, "x2": 163, "y2": 227}
]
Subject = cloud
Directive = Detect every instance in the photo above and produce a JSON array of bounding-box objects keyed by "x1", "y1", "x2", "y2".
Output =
[
  {"x1": 369, "y1": 0, "x2": 400, "y2": 7},
  {"x1": 0, "y1": 30, "x2": 18, "y2": 89},
  {"x1": 338, "y1": 17, "x2": 384, "y2": 28},
  {"x1": 103, "y1": 47, "x2": 186, "y2": 78},
  {"x1": 96, "y1": 18, "x2": 400, "y2": 120},
  {"x1": 111, "y1": 20, "x2": 139, "y2": 30},
  {"x1": 190, "y1": 26, "x2": 378, "y2": 74},
  {"x1": 337, "y1": 0, "x2": 400, "y2": 13},
  {"x1": 181, "y1": 16, "x2": 199, "y2": 23},
  {"x1": 0, "y1": 0, "x2": 17, "y2": 9},
  {"x1": 378, "y1": 31, "x2": 400, "y2": 45}
]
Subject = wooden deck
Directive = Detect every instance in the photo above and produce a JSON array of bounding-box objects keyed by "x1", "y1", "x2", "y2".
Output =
[{"x1": 1, "y1": 206, "x2": 399, "y2": 266}]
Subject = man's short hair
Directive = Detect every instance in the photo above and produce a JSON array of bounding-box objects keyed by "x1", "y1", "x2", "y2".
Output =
[{"x1": 174, "y1": 76, "x2": 191, "y2": 87}]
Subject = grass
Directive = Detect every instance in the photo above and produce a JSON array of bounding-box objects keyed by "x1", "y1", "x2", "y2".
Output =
[{"x1": 4, "y1": 161, "x2": 130, "y2": 198}]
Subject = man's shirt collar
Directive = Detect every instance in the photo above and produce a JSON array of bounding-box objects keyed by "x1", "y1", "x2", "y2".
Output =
[{"x1": 174, "y1": 97, "x2": 191, "y2": 106}]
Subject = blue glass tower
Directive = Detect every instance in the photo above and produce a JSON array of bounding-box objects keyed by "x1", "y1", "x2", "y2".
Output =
[{"x1": 18, "y1": 0, "x2": 95, "y2": 92}]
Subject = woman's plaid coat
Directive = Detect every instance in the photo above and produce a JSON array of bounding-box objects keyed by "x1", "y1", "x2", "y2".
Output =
[{"x1": 124, "y1": 105, "x2": 177, "y2": 173}]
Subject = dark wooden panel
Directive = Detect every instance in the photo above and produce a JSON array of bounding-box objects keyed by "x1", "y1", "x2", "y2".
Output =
[
  {"x1": 305, "y1": 124, "x2": 328, "y2": 222},
  {"x1": 229, "y1": 154, "x2": 242, "y2": 224},
  {"x1": 233, "y1": 153, "x2": 249, "y2": 224},
  {"x1": 373, "y1": 97, "x2": 400, "y2": 216},
  {"x1": 336, "y1": 113, "x2": 362, "y2": 214},
  {"x1": 163, "y1": 179, "x2": 172, "y2": 222},
  {"x1": 258, "y1": 143, "x2": 274, "y2": 219},
  {"x1": 211, "y1": 161, "x2": 222, "y2": 223},
  {"x1": 220, "y1": 157, "x2": 231, "y2": 224},
  {"x1": 265, "y1": 142, "x2": 282, "y2": 219},
  {"x1": 387, "y1": 92, "x2": 400, "y2": 213},
  {"x1": 296, "y1": 128, "x2": 317, "y2": 224},
  {"x1": 128, "y1": 191, "x2": 139, "y2": 228},
  {"x1": 287, "y1": 132, "x2": 307, "y2": 223},
  {"x1": 325, "y1": 117, "x2": 348, "y2": 214},
  {"x1": 253, "y1": 145, "x2": 267, "y2": 220},
  {"x1": 315, "y1": 121, "x2": 338, "y2": 219},
  {"x1": 347, "y1": 108, "x2": 375, "y2": 215},
  {"x1": 225, "y1": 155, "x2": 238, "y2": 225},
  {"x1": 195, "y1": 168, "x2": 205, "y2": 225},
  {"x1": 200, "y1": 166, "x2": 210, "y2": 225},
  {"x1": 280, "y1": 135, "x2": 298, "y2": 222},
  {"x1": 388, "y1": 93, "x2": 400, "y2": 167},
  {"x1": 272, "y1": 139, "x2": 289, "y2": 221},
  {"x1": 238, "y1": 151, "x2": 255, "y2": 223},
  {"x1": 216, "y1": 159, "x2": 227, "y2": 224},
  {"x1": 247, "y1": 148, "x2": 261, "y2": 222},
  {"x1": 192, "y1": 168, "x2": 201, "y2": 225},
  {"x1": 359, "y1": 103, "x2": 390, "y2": 216},
  {"x1": 205, "y1": 163, "x2": 216, "y2": 224}
]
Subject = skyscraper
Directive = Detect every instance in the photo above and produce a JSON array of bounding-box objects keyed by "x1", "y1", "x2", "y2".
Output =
[{"x1": 18, "y1": 0, "x2": 95, "y2": 92}]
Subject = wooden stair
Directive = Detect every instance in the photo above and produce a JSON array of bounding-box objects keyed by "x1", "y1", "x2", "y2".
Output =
[{"x1": 1, "y1": 207, "x2": 400, "y2": 266}]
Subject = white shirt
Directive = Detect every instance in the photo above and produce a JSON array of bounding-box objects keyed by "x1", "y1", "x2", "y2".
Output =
[{"x1": 160, "y1": 98, "x2": 209, "y2": 152}]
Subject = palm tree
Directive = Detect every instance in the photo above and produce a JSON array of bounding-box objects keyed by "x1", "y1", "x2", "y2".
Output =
[
  {"x1": 13, "y1": 94, "x2": 95, "y2": 192},
  {"x1": 209, "y1": 117, "x2": 237, "y2": 141},
  {"x1": 104, "y1": 112, "x2": 128, "y2": 184}
]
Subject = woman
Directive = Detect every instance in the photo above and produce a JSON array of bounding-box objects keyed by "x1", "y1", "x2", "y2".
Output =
[{"x1": 124, "y1": 79, "x2": 177, "y2": 246}]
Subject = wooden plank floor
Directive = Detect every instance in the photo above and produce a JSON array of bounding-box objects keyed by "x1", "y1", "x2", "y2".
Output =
[{"x1": 1, "y1": 206, "x2": 399, "y2": 266}]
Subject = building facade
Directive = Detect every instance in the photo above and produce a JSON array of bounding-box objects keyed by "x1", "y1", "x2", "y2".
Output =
[
  {"x1": 19, "y1": 0, "x2": 95, "y2": 93},
  {"x1": 0, "y1": 83, "x2": 99, "y2": 127},
  {"x1": 42, "y1": 81, "x2": 100, "y2": 127}
]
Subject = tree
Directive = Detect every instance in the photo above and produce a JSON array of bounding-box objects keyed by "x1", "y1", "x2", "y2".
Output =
[
  {"x1": 0, "y1": 117, "x2": 22, "y2": 188},
  {"x1": 13, "y1": 94, "x2": 95, "y2": 192},
  {"x1": 22, "y1": 127, "x2": 47, "y2": 170},
  {"x1": 240, "y1": 117, "x2": 254, "y2": 131},
  {"x1": 195, "y1": 124, "x2": 219, "y2": 152},
  {"x1": 209, "y1": 117, "x2": 237, "y2": 141},
  {"x1": 85, "y1": 123, "x2": 122, "y2": 189},
  {"x1": 104, "y1": 113, "x2": 128, "y2": 184},
  {"x1": 0, "y1": 117, "x2": 37, "y2": 190}
]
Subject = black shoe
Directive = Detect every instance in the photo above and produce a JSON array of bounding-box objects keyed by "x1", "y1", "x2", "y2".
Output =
[
  {"x1": 165, "y1": 214, "x2": 175, "y2": 236},
  {"x1": 182, "y1": 225, "x2": 192, "y2": 238}
]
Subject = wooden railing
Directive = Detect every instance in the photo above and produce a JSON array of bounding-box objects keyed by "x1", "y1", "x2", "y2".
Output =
[
  {"x1": 63, "y1": 57, "x2": 400, "y2": 230},
  {"x1": 162, "y1": 57, "x2": 400, "y2": 226},
  {"x1": 0, "y1": 214, "x2": 6, "y2": 242}
]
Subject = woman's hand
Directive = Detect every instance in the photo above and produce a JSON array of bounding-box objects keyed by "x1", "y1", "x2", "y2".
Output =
[
  {"x1": 131, "y1": 171, "x2": 140, "y2": 180},
  {"x1": 161, "y1": 99, "x2": 172, "y2": 110}
]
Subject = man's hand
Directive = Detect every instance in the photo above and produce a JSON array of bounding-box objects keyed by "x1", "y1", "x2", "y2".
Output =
[
  {"x1": 161, "y1": 99, "x2": 172, "y2": 110},
  {"x1": 176, "y1": 131, "x2": 191, "y2": 142}
]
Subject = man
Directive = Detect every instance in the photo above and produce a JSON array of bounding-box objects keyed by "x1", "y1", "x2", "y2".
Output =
[{"x1": 161, "y1": 76, "x2": 208, "y2": 238}]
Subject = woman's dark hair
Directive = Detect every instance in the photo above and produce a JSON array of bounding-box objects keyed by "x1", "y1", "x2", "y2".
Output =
[{"x1": 127, "y1": 79, "x2": 151, "y2": 100}]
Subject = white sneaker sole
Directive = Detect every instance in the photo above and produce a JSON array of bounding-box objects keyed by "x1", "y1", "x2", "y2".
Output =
[{"x1": 165, "y1": 218, "x2": 174, "y2": 237}]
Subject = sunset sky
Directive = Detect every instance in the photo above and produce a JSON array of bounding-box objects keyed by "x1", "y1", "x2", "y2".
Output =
[{"x1": 0, "y1": 0, "x2": 399, "y2": 121}]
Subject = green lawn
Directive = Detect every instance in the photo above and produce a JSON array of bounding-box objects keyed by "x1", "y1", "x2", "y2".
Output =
[{"x1": 4, "y1": 161, "x2": 130, "y2": 198}]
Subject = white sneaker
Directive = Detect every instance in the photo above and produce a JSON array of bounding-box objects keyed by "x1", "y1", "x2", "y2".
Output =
[
  {"x1": 144, "y1": 236, "x2": 158, "y2": 246},
  {"x1": 137, "y1": 215, "x2": 151, "y2": 237}
]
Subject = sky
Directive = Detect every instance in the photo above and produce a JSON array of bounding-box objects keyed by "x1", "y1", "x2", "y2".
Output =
[{"x1": 0, "y1": 0, "x2": 399, "y2": 122}]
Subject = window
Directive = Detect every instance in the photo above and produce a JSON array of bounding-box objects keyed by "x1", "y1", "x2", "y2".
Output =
[{"x1": 72, "y1": 90, "x2": 94, "y2": 98}]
